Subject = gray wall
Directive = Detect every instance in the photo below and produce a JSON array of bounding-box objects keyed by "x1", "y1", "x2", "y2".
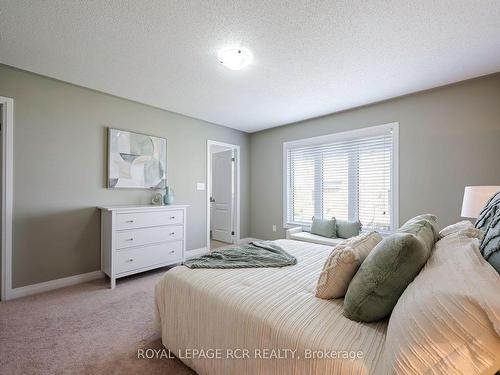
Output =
[
  {"x1": 249, "y1": 74, "x2": 500, "y2": 241},
  {"x1": 0, "y1": 65, "x2": 250, "y2": 288},
  {"x1": 2, "y1": 63, "x2": 500, "y2": 289}
]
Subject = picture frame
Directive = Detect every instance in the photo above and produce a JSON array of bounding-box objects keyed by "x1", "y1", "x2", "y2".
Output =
[{"x1": 107, "y1": 128, "x2": 167, "y2": 189}]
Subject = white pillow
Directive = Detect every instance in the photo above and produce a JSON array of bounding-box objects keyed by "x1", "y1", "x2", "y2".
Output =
[
  {"x1": 315, "y1": 232, "x2": 382, "y2": 299},
  {"x1": 384, "y1": 231, "x2": 500, "y2": 374},
  {"x1": 439, "y1": 220, "x2": 473, "y2": 238}
]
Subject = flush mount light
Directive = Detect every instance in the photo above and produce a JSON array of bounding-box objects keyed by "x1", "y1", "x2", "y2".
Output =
[{"x1": 218, "y1": 47, "x2": 253, "y2": 70}]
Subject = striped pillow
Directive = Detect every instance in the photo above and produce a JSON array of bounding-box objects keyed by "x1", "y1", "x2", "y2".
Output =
[
  {"x1": 315, "y1": 232, "x2": 382, "y2": 299},
  {"x1": 475, "y1": 192, "x2": 500, "y2": 273}
]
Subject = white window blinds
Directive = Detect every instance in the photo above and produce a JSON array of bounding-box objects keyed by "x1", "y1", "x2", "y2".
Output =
[{"x1": 284, "y1": 123, "x2": 398, "y2": 233}]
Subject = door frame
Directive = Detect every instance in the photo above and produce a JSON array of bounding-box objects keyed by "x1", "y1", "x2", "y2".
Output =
[
  {"x1": 206, "y1": 140, "x2": 240, "y2": 251},
  {"x1": 0, "y1": 96, "x2": 14, "y2": 301}
]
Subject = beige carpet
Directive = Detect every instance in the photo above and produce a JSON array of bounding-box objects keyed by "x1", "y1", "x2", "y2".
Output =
[{"x1": 0, "y1": 269, "x2": 196, "y2": 375}]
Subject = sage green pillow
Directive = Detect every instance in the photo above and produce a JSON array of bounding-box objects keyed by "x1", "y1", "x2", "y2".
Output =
[
  {"x1": 310, "y1": 218, "x2": 336, "y2": 238},
  {"x1": 343, "y1": 215, "x2": 438, "y2": 322},
  {"x1": 336, "y1": 219, "x2": 362, "y2": 239}
]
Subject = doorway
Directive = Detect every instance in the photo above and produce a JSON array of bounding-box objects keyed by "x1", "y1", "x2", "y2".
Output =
[{"x1": 207, "y1": 141, "x2": 240, "y2": 251}]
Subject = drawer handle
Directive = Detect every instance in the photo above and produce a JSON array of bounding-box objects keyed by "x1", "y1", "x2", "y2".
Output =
[
  {"x1": 126, "y1": 220, "x2": 134, "y2": 223},
  {"x1": 126, "y1": 238, "x2": 134, "y2": 241},
  {"x1": 169, "y1": 216, "x2": 176, "y2": 219},
  {"x1": 169, "y1": 232, "x2": 175, "y2": 235},
  {"x1": 126, "y1": 258, "x2": 134, "y2": 262},
  {"x1": 169, "y1": 250, "x2": 175, "y2": 254}
]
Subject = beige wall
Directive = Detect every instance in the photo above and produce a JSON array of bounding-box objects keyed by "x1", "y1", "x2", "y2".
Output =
[
  {"x1": 0, "y1": 64, "x2": 250, "y2": 288},
  {"x1": 249, "y1": 74, "x2": 500, "y2": 241}
]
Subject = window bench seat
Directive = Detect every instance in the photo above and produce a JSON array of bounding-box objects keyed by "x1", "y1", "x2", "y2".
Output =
[{"x1": 286, "y1": 227, "x2": 343, "y2": 247}]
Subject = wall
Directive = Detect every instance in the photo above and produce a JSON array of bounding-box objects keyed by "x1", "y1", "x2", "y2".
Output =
[
  {"x1": 0, "y1": 64, "x2": 250, "y2": 288},
  {"x1": 250, "y1": 73, "x2": 500, "y2": 240}
]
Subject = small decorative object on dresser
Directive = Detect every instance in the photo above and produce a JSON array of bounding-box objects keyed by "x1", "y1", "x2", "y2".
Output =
[
  {"x1": 151, "y1": 192, "x2": 163, "y2": 206},
  {"x1": 98, "y1": 205, "x2": 188, "y2": 288},
  {"x1": 163, "y1": 186, "x2": 175, "y2": 205}
]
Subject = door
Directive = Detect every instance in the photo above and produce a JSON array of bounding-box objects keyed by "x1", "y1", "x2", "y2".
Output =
[{"x1": 212, "y1": 149, "x2": 234, "y2": 243}]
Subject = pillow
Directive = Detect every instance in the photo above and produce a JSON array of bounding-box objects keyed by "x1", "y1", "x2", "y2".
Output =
[
  {"x1": 336, "y1": 219, "x2": 361, "y2": 239},
  {"x1": 481, "y1": 208, "x2": 500, "y2": 274},
  {"x1": 474, "y1": 192, "x2": 500, "y2": 274},
  {"x1": 343, "y1": 214, "x2": 438, "y2": 322},
  {"x1": 384, "y1": 230, "x2": 500, "y2": 374},
  {"x1": 315, "y1": 232, "x2": 382, "y2": 299},
  {"x1": 475, "y1": 191, "x2": 500, "y2": 232},
  {"x1": 439, "y1": 220, "x2": 473, "y2": 238},
  {"x1": 310, "y1": 217, "x2": 336, "y2": 238}
]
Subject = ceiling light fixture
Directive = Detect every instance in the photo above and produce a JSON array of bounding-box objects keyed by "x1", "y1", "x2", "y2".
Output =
[{"x1": 218, "y1": 47, "x2": 253, "y2": 70}]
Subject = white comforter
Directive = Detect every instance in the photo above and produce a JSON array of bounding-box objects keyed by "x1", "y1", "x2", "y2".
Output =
[{"x1": 155, "y1": 239, "x2": 387, "y2": 375}]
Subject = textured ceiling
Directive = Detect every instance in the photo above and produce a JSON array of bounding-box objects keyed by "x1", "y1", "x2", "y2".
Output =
[{"x1": 1, "y1": 1, "x2": 500, "y2": 132}]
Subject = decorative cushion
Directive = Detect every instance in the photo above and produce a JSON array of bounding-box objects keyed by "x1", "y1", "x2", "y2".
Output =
[
  {"x1": 475, "y1": 191, "x2": 500, "y2": 232},
  {"x1": 481, "y1": 208, "x2": 500, "y2": 273},
  {"x1": 439, "y1": 220, "x2": 473, "y2": 238},
  {"x1": 474, "y1": 192, "x2": 500, "y2": 274},
  {"x1": 343, "y1": 214, "x2": 438, "y2": 322},
  {"x1": 384, "y1": 230, "x2": 500, "y2": 374},
  {"x1": 316, "y1": 232, "x2": 382, "y2": 299},
  {"x1": 336, "y1": 219, "x2": 362, "y2": 239},
  {"x1": 310, "y1": 217, "x2": 336, "y2": 238}
]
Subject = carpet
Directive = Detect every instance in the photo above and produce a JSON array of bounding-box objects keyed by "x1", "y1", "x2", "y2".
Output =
[{"x1": 0, "y1": 268, "x2": 196, "y2": 375}]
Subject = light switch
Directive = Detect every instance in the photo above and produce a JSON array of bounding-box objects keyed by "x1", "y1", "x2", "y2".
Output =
[{"x1": 197, "y1": 182, "x2": 206, "y2": 191}]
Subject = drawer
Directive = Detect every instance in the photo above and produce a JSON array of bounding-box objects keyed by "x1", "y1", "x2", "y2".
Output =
[
  {"x1": 116, "y1": 210, "x2": 183, "y2": 230},
  {"x1": 116, "y1": 225, "x2": 183, "y2": 249},
  {"x1": 115, "y1": 241, "x2": 183, "y2": 274}
]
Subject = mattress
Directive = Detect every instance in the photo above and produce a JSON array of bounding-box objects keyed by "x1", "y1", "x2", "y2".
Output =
[{"x1": 155, "y1": 239, "x2": 388, "y2": 375}]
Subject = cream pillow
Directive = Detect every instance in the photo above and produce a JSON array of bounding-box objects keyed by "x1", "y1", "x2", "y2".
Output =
[
  {"x1": 384, "y1": 231, "x2": 500, "y2": 374},
  {"x1": 315, "y1": 231, "x2": 382, "y2": 299},
  {"x1": 439, "y1": 220, "x2": 473, "y2": 238}
]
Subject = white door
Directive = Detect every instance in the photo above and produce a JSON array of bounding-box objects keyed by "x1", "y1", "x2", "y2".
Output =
[{"x1": 212, "y1": 150, "x2": 234, "y2": 243}]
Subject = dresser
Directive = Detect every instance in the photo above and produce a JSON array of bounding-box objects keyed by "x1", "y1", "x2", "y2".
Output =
[{"x1": 98, "y1": 205, "x2": 188, "y2": 289}]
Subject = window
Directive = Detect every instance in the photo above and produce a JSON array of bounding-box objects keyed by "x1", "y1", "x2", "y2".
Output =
[{"x1": 284, "y1": 123, "x2": 398, "y2": 234}]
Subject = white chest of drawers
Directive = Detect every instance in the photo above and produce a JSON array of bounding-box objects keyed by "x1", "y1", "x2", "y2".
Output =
[{"x1": 98, "y1": 205, "x2": 188, "y2": 289}]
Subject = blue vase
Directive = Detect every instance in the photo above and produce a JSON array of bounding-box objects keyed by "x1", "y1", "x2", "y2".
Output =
[{"x1": 164, "y1": 187, "x2": 174, "y2": 205}]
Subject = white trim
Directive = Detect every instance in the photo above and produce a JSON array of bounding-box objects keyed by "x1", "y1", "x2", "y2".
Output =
[
  {"x1": 238, "y1": 237, "x2": 259, "y2": 244},
  {"x1": 0, "y1": 96, "x2": 14, "y2": 301},
  {"x1": 9, "y1": 271, "x2": 104, "y2": 300},
  {"x1": 282, "y1": 122, "x2": 400, "y2": 232},
  {"x1": 283, "y1": 122, "x2": 397, "y2": 149},
  {"x1": 206, "y1": 140, "x2": 241, "y2": 251},
  {"x1": 185, "y1": 247, "x2": 209, "y2": 258},
  {"x1": 187, "y1": 239, "x2": 259, "y2": 257},
  {"x1": 391, "y1": 124, "x2": 400, "y2": 227}
]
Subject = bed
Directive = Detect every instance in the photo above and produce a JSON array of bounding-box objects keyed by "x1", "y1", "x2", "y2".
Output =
[
  {"x1": 155, "y1": 239, "x2": 387, "y2": 374},
  {"x1": 155, "y1": 235, "x2": 500, "y2": 375}
]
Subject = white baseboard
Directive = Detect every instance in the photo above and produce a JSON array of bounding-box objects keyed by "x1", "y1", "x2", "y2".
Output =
[
  {"x1": 8, "y1": 270, "x2": 104, "y2": 300},
  {"x1": 238, "y1": 237, "x2": 259, "y2": 244},
  {"x1": 185, "y1": 247, "x2": 209, "y2": 259},
  {"x1": 186, "y1": 239, "x2": 259, "y2": 260}
]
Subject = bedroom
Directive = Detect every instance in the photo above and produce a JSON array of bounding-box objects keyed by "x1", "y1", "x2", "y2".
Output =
[{"x1": 0, "y1": 1, "x2": 499, "y2": 374}]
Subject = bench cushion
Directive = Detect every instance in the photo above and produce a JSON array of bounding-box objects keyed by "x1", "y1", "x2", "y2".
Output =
[{"x1": 289, "y1": 231, "x2": 343, "y2": 246}]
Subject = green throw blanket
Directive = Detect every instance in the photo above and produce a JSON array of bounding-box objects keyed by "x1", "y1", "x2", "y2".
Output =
[{"x1": 183, "y1": 241, "x2": 297, "y2": 269}]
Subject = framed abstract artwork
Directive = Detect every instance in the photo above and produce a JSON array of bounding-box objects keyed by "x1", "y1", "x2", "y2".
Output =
[{"x1": 108, "y1": 128, "x2": 167, "y2": 189}]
